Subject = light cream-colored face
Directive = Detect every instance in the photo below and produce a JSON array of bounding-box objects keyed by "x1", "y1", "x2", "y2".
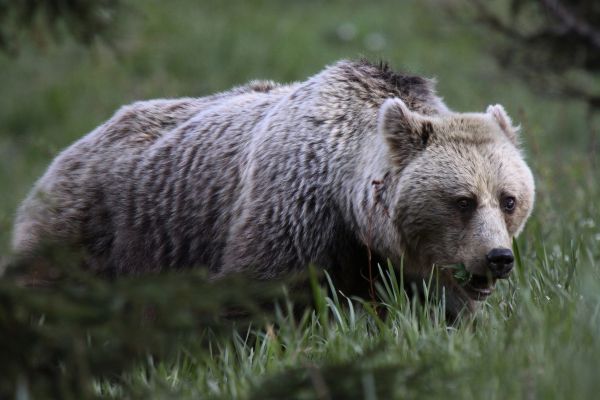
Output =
[
  {"x1": 380, "y1": 99, "x2": 535, "y2": 292},
  {"x1": 400, "y1": 137, "x2": 534, "y2": 274}
]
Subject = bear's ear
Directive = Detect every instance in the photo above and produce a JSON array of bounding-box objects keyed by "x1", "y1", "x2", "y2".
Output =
[
  {"x1": 486, "y1": 104, "x2": 520, "y2": 145},
  {"x1": 378, "y1": 98, "x2": 433, "y2": 164}
]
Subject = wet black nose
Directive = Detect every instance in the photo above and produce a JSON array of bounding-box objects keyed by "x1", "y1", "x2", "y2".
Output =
[{"x1": 486, "y1": 248, "x2": 514, "y2": 279}]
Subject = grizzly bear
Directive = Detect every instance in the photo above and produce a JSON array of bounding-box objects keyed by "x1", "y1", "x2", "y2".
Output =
[{"x1": 12, "y1": 60, "x2": 535, "y2": 318}]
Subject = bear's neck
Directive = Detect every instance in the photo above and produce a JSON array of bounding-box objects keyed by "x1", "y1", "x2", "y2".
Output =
[
  {"x1": 305, "y1": 74, "x2": 410, "y2": 268},
  {"x1": 324, "y1": 116, "x2": 404, "y2": 267}
]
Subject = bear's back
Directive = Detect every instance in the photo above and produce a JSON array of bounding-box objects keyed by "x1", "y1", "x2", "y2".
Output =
[
  {"x1": 81, "y1": 82, "x2": 298, "y2": 274},
  {"x1": 12, "y1": 81, "x2": 295, "y2": 273},
  {"x1": 91, "y1": 80, "x2": 291, "y2": 150}
]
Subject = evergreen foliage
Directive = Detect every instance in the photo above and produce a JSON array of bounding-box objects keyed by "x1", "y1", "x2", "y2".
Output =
[
  {"x1": 0, "y1": 0, "x2": 121, "y2": 53},
  {"x1": 456, "y1": 0, "x2": 600, "y2": 153},
  {"x1": 0, "y1": 249, "x2": 289, "y2": 399}
]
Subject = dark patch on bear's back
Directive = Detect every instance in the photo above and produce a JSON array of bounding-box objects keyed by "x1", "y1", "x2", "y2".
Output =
[
  {"x1": 365, "y1": 59, "x2": 431, "y2": 95},
  {"x1": 420, "y1": 121, "x2": 433, "y2": 147},
  {"x1": 332, "y1": 59, "x2": 439, "y2": 113},
  {"x1": 358, "y1": 59, "x2": 433, "y2": 96}
]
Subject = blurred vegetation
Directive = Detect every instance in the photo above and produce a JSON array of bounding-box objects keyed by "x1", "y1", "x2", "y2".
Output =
[
  {"x1": 0, "y1": 0, "x2": 599, "y2": 398},
  {"x1": 0, "y1": 248, "x2": 292, "y2": 399},
  {"x1": 0, "y1": 0, "x2": 122, "y2": 54},
  {"x1": 451, "y1": 0, "x2": 600, "y2": 155}
]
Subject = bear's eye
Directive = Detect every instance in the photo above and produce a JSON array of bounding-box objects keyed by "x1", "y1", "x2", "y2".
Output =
[
  {"x1": 502, "y1": 196, "x2": 517, "y2": 213},
  {"x1": 456, "y1": 197, "x2": 476, "y2": 212}
]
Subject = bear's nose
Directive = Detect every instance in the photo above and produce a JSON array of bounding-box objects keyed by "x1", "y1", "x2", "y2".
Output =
[{"x1": 486, "y1": 248, "x2": 514, "y2": 279}]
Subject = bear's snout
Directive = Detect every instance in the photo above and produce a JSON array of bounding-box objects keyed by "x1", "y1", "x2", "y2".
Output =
[{"x1": 486, "y1": 248, "x2": 514, "y2": 279}]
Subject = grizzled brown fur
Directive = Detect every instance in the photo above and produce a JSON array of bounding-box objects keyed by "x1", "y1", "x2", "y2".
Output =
[{"x1": 12, "y1": 60, "x2": 535, "y2": 318}]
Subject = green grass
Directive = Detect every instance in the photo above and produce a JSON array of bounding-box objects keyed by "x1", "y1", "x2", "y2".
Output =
[{"x1": 1, "y1": 0, "x2": 599, "y2": 398}]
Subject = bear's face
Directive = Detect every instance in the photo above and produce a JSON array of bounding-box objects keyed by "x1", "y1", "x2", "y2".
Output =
[{"x1": 379, "y1": 99, "x2": 535, "y2": 299}]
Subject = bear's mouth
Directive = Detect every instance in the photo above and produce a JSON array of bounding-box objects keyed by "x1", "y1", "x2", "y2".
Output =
[{"x1": 463, "y1": 274, "x2": 496, "y2": 301}]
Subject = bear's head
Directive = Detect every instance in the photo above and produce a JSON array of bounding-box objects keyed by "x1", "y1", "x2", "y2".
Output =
[{"x1": 377, "y1": 98, "x2": 535, "y2": 300}]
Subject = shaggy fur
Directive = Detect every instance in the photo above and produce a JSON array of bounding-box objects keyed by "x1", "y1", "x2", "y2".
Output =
[{"x1": 12, "y1": 60, "x2": 535, "y2": 318}]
